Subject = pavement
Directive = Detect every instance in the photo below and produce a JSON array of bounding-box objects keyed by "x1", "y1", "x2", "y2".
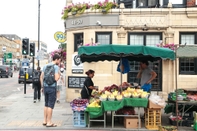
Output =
[{"x1": 0, "y1": 84, "x2": 195, "y2": 131}]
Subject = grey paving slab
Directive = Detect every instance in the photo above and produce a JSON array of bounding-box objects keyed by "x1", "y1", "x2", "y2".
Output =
[{"x1": 0, "y1": 86, "x2": 195, "y2": 131}]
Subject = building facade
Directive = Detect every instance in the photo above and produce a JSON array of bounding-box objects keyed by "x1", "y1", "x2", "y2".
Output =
[
  {"x1": 0, "y1": 35, "x2": 20, "y2": 62},
  {"x1": 64, "y1": 1, "x2": 197, "y2": 102}
]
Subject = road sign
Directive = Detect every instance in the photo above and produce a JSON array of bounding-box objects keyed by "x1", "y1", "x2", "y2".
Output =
[
  {"x1": 7, "y1": 53, "x2": 12, "y2": 59},
  {"x1": 22, "y1": 62, "x2": 29, "y2": 68},
  {"x1": 36, "y1": 50, "x2": 44, "y2": 60},
  {"x1": 4, "y1": 53, "x2": 6, "y2": 62},
  {"x1": 2, "y1": 46, "x2": 6, "y2": 52},
  {"x1": 22, "y1": 58, "x2": 29, "y2": 68}
]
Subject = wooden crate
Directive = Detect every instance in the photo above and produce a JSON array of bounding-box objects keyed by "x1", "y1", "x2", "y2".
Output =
[{"x1": 145, "y1": 108, "x2": 161, "y2": 130}]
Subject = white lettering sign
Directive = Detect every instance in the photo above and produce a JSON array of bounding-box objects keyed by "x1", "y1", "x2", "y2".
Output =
[{"x1": 71, "y1": 19, "x2": 83, "y2": 25}]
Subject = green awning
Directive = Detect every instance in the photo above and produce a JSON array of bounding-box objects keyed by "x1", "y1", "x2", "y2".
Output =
[
  {"x1": 78, "y1": 44, "x2": 175, "y2": 63},
  {"x1": 176, "y1": 45, "x2": 197, "y2": 58}
]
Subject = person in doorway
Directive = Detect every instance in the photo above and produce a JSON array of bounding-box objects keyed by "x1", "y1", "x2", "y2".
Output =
[
  {"x1": 81, "y1": 69, "x2": 97, "y2": 99},
  {"x1": 40, "y1": 54, "x2": 61, "y2": 127},
  {"x1": 137, "y1": 60, "x2": 157, "y2": 119},
  {"x1": 137, "y1": 60, "x2": 157, "y2": 92},
  {"x1": 33, "y1": 66, "x2": 41, "y2": 103},
  {"x1": 56, "y1": 68, "x2": 64, "y2": 104}
]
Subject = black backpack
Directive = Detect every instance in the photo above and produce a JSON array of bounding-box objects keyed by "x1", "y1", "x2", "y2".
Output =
[
  {"x1": 44, "y1": 65, "x2": 56, "y2": 85},
  {"x1": 33, "y1": 71, "x2": 40, "y2": 84}
]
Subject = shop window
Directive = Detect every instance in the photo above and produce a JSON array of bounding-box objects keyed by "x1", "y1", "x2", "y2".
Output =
[
  {"x1": 163, "y1": 0, "x2": 186, "y2": 8},
  {"x1": 179, "y1": 33, "x2": 197, "y2": 75},
  {"x1": 96, "y1": 32, "x2": 112, "y2": 45},
  {"x1": 127, "y1": 60, "x2": 162, "y2": 91},
  {"x1": 128, "y1": 32, "x2": 162, "y2": 91},
  {"x1": 74, "y1": 33, "x2": 83, "y2": 52}
]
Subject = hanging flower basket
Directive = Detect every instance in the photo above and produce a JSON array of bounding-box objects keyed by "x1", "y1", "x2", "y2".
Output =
[{"x1": 72, "y1": 11, "x2": 77, "y2": 15}]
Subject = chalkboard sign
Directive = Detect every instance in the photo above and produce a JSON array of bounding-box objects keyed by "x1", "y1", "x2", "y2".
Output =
[{"x1": 68, "y1": 76, "x2": 86, "y2": 88}]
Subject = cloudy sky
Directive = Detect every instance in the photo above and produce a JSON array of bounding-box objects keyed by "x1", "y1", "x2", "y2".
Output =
[
  {"x1": 0, "y1": 0, "x2": 193, "y2": 53},
  {"x1": 0, "y1": 0, "x2": 66, "y2": 52}
]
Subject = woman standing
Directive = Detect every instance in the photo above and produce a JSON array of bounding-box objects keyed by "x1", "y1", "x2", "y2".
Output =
[{"x1": 81, "y1": 69, "x2": 97, "y2": 99}]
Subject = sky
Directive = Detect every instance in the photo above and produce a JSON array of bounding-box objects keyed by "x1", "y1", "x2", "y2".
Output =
[
  {"x1": 0, "y1": 0, "x2": 66, "y2": 53},
  {"x1": 0, "y1": 0, "x2": 193, "y2": 53}
]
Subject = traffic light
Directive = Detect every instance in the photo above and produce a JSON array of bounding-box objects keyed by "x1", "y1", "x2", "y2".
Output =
[
  {"x1": 22, "y1": 38, "x2": 29, "y2": 55},
  {"x1": 29, "y1": 43, "x2": 35, "y2": 56}
]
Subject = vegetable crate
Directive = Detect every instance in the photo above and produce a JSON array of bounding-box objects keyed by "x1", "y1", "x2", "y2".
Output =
[
  {"x1": 145, "y1": 108, "x2": 161, "y2": 130},
  {"x1": 73, "y1": 111, "x2": 86, "y2": 127}
]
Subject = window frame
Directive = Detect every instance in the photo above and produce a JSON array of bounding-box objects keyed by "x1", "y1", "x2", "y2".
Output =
[
  {"x1": 128, "y1": 32, "x2": 162, "y2": 46},
  {"x1": 128, "y1": 32, "x2": 163, "y2": 91},
  {"x1": 74, "y1": 33, "x2": 83, "y2": 52},
  {"x1": 179, "y1": 32, "x2": 197, "y2": 75},
  {"x1": 95, "y1": 32, "x2": 112, "y2": 45}
]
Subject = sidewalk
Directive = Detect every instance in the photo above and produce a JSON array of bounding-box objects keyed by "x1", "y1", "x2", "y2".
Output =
[{"x1": 0, "y1": 85, "x2": 194, "y2": 131}]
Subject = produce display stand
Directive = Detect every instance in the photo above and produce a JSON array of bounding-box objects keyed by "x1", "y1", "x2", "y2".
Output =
[
  {"x1": 167, "y1": 99, "x2": 197, "y2": 117},
  {"x1": 86, "y1": 98, "x2": 148, "y2": 129}
]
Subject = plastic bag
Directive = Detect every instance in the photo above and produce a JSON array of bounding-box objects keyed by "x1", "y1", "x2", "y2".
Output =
[{"x1": 149, "y1": 93, "x2": 166, "y2": 107}]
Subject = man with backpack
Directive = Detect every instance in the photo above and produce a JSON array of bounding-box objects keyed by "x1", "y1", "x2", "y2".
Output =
[
  {"x1": 40, "y1": 54, "x2": 61, "y2": 127},
  {"x1": 33, "y1": 66, "x2": 41, "y2": 103}
]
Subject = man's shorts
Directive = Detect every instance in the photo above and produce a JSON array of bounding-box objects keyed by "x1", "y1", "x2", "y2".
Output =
[
  {"x1": 141, "y1": 84, "x2": 152, "y2": 93},
  {"x1": 44, "y1": 86, "x2": 56, "y2": 109}
]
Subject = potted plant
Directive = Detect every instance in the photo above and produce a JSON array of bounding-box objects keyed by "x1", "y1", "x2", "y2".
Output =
[
  {"x1": 91, "y1": 0, "x2": 118, "y2": 14},
  {"x1": 156, "y1": 43, "x2": 175, "y2": 50},
  {"x1": 61, "y1": 2, "x2": 91, "y2": 19}
]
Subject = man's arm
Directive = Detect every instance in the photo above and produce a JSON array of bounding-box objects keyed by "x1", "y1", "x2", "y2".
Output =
[
  {"x1": 137, "y1": 70, "x2": 142, "y2": 78},
  {"x1": 54, "y1": 66, "x2": 60, "y2": 81},
  {"x1": 146, "y1": 71, "x2": 157, "y2": 84},
  {"x1": 40, "y1": 72, "x2": 44, "y2": 88}
]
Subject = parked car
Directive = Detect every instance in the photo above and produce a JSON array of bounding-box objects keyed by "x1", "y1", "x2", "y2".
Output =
[
  {"x1": 18, "y1": 68, "x2": 34, "y2": 84},
  {"x1": 0, "y1": 65, "x2": 13, "y2": 78}
]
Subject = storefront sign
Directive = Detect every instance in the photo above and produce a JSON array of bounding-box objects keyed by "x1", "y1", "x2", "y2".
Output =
[
  {"x1": 68, "y1": 76, "x2": 86, "y2": 88},
  {"x1": 71, "y1": 19, "x2": 83, "y2": 25},
  {"x1": 54, "y1": 31, "x2": 66, "y2": 43},
  {"x1": 72, "y1": 54, "x2": 83, "y2": 74}
]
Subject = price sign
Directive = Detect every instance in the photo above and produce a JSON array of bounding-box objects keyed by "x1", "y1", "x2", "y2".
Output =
[{"x1": 54, "y1": 31, "x2": 66, "y2": 43}]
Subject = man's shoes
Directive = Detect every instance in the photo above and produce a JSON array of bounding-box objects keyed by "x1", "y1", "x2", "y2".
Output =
[
  {"x1": 33, "y1": 100, "x2": 36, "y2": 103},
  {"x1": 38, "y1": 99, "x2": 40, "y2": 102},
  {"x1": 56, "y1": 100, "x2": 60, "y2": 104}
]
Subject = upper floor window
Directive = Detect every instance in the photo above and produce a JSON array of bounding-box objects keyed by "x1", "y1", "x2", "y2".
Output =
[
  {"x1": 96, "y1": 32, "x2": 112, "y2": 45},
  {"x1": 179, "y1": 33, "x2": 197, "y2": 75},
  {"x1": 129, "y1": 33, "x2": 162, "y2": 46},
  {"x1": 74, "y1": 33, "x2": 83, "y2": 52}
]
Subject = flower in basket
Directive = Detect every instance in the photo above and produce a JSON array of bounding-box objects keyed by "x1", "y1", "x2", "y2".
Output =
[
  {"x1": 50, "y1": 48, "x2": 67, "y2": 62},
  {"x1": 156, "y1": 43, "x2": 175, "y2": 50},
  {"x1": 61, "y1": 2, "x2": 91, "y2": 19},
  {"x1": 91, "y1": 0, "x2": 118, "y2": 13}
]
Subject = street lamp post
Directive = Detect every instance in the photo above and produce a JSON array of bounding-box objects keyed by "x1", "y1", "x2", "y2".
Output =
[{"x1": 38, "y1": 0, "x2": 40, "y2": 67}]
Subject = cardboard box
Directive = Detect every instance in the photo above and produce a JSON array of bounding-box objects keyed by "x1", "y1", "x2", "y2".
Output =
[
  {"x1": 148, "y1": 100, "x2": 164, "y2": 109},
  {"x1": 124, "y1": 117, "x2": 140, "y2": 129}
]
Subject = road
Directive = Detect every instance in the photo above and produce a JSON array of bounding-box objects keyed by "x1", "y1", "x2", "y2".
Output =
[{"x1": 0, "y1": 71, "x2": 32, "y2": 99}]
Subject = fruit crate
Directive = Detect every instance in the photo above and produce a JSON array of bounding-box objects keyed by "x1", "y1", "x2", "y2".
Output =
[
  {"x1": 145, "y1": 108, "x2": 161, "y2": 130},
  {"x1": 73, "y1": 111, "x2": 86, "y2": 127}
]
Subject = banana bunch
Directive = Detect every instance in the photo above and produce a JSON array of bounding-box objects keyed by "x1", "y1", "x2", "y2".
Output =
[
  {"x1": 116, "y1": 94, "x2": 123, "y2": 101},
  {"x1": 127, "y1": 87, "x2": 135, "y2": 93},
  {"x1": 88, "y1": 100, "x2": 101, "y2": 107},
  {"x1": 141, "y1": 92, "x2": 149, "y2": 98},
  {"x1": 112, "y1": 90, "x2": 118, "y2": 97}
]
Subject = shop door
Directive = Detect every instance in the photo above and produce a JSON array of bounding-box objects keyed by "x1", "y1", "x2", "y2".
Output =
[{"x1": 127, "y1": 60, "x2": 162, "y2": 91}]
